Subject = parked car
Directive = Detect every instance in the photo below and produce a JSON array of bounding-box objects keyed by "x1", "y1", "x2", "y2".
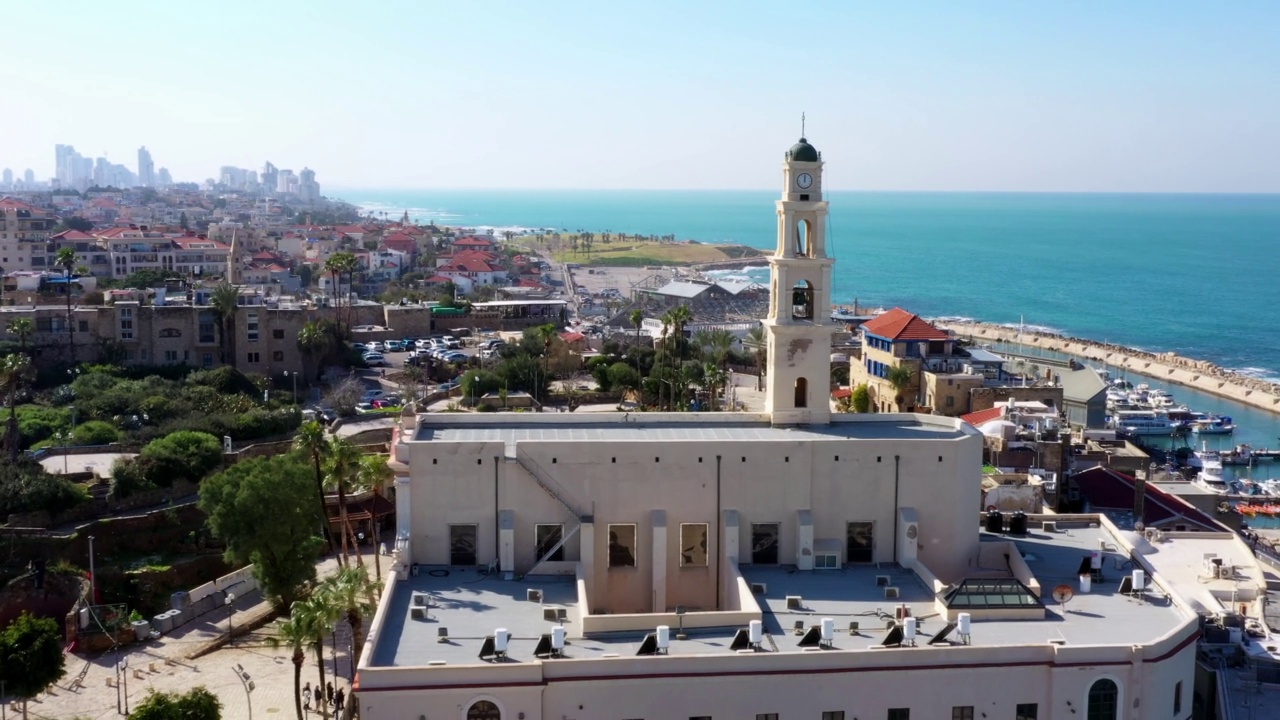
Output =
[
  {"x1": 442, "y1": 351, "x2": 469, "y2": 364},
  {"x1": 437, "y1": 381, "x2": 460, "y2": 393},
  {"x1": 449, "y1": 328, "x2": 472, "y2": 338},
  {"x1": 480, "y1": 346, "x2": 502, "y2": 359},
  {"x1": 361, "y1": 389, "x2": 386, "y2": 402},
  {"x1": 384, "y1": 340, "x2": 405, "y2": 352},
  {"x1": 363, "y1": 352, "x2": 388, "y2": 366},
  {"x1": 415, "y1": 339, "x2": 433, "y2": 349},
  {"x1": 355, "y1": 402, "x2": 376, "y2": 414},
  {"x1": 442, "y1": 336, "x2": 462, "y2": 349},
  {"x1": 365, "y1": 341, "x2": 383, "y2": 352},
  {"x1": 352, "y1": 342, "x2": 368, "y2": 352}
]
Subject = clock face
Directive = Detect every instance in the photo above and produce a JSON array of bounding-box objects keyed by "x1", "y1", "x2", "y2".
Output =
[{"x1": 796, "y1": 173, "x2": 813, "y2": 189}]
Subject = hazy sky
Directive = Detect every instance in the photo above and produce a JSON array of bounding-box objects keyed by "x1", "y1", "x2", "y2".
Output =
[{"x1": 3, "y1": 1, "x2": 1277, "y2": 192}]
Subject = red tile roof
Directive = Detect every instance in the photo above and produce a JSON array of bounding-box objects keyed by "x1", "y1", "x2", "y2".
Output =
[
  {"x1": 439, "y1": 261, "x2": 496, "y2": 273},
  {"x1": 0, "y1": 197, "x2": 46, "y2": 213},
  {"x1": 423, "y1": 274, "x2": 453, "y2": 284},
  {"x1": 1071, "y1": 466, "x2": 1226, "y2": 531},
  {"x1": 453, "y1": 236, "x2": 494, "y2": 246},
  {"x1": 831, "y1": 388, "x2": 852, "y2": 399},
  {"x1": 860, "y1": 307, "x2": 950, "y2": 342},
  {"x1": 960, "y1": 407, "x2": 1005, "y2": 426},
  {"x1": 560, "y1": 331, "x2": 585, "y2": 343},
  {"x1": 50, "y1": 229, "x2": 96, "y2": 241}
]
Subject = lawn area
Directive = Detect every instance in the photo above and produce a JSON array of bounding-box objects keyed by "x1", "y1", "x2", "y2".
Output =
[{"x1": 551, "y1": 241, "x2": 764, "y2": 266}]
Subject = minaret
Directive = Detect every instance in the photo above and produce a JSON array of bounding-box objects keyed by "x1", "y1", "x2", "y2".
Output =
[{"x1": 763, "y1": 134, "x2": 834, "y2": 425}]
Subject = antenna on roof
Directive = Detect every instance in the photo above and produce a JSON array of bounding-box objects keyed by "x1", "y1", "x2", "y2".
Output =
[{"x1": 801, "y1": 112, "x2": 806, "y2": 138}]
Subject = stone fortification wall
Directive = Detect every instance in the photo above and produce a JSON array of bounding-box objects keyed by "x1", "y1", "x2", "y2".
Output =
[{"x1": 942, "y1": 321, "x2": 1280, "y2": 415}]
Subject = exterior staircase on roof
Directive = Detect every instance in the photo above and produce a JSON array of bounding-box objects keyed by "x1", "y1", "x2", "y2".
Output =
[{"x1": 504, "y1": 443, "x2": 588, "y2": 575}]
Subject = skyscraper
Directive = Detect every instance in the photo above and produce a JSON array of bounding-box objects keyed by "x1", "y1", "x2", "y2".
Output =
[
  {"x1": 261, "y1": 161, "x2": 278, "y2": 195},
  {"x1": 55, "y1": 144, "x2": 74, "y2": 184},
  {"x1": 137, "y1": 146, "x2": 155, "y2": 187},
  {"x1": 22, "y1": 169, "x2": 34, "y2": 186},
  {"x1": 157, "y1": 167, "x2": 173, "y2": 186},
  {"x1": 1, "y1": 168, "x2": 12, "y2": 188},
  {"x1": 298, "y1": 167, "x2": 320, "y2": 203}
]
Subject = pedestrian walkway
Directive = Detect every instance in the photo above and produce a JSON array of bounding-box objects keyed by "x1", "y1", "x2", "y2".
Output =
[{"x1": 12, "y1": 551, "x2": 382, "y2": 720}]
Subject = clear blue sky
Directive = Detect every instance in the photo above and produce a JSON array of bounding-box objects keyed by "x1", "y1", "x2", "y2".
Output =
[{"x1": 3, "y1": 1, "x2": 1277, "y2": 192}]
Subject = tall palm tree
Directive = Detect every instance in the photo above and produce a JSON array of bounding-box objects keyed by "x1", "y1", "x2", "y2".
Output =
[
  {"x1": 325, "y1": 437, "x2": 364, "y2": 567},
  {"x1": 2, "y1": 353, "x2": 34, "y2": 463},
  {"x1": 294, "y1": 421, "x2": 340, "y2": 559},
  {"x1": 210, "y1": 283, "x2": 240, "y2": 367},
  {"x1": 320, "y1": 566, "x2": 380, "y2": 670},
  {"x1": 56, "y1": 247, "x2": 77, "y2": 359},
  {"x1": 694, "y1": 328, "x2": 734, "y2": 369},
  {"x1": 629, "y1": 309, "x2": 644, "y2": 375},
  {"x1": 355, "y1": 454, "x2": 392, "y2": 581},
  {"x1": 703, "y1": 362, "x2": 727, "y2": 411},
  {"x1": 265, "y1": 604, "x2": 312, "y2": 720},
  {"x1": 297, "y1": 321, "x2": 327, "y2": 384},
  {"x1": 293, "y1": 593, "x2": 340, "y2": 714},
  {"x1": 327, "y1": 252, "x2": 359, "y2": 332},
  {"x1": 657, "y1": 312, "x2": 673, "y2": 410},
  {"x1": 7, "y1": 318, "x2": 34, "y2": 356},
  {"x1": 743, "y1": 326, "x2": 767, "y2": 391}
]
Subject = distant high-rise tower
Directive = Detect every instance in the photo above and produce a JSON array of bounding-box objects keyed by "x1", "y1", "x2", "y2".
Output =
[
  {"x1": 55, "y1": 144, "x2": 74, "y2": 184},
  {"x1": 298, "y1": 167, "x2": 320, "y2": 203},
  {"x1": 1, "y1": 168, "x2": 12, "y2": 188},
  {"x1": 137, "y1": 146, "x2": 155, "y2": 187},
  {"x1": 22, "y1": 169, "x2": 34, "y2": 186},
  {"x1": 261, "y1": 161, "x2": 278, "y2": 195},
  {"x1": 157, "y1": 167, "x2": 173, "y2": 186}
]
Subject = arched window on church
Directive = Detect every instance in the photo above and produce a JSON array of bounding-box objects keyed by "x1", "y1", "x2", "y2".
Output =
[
  {"x1": 791, "y1": 280, "x2": 814, "y2": 320},
  {"x1": 794, "y1": 377, "x2": 809, "y2": 408},
  {"x1": 795, "y1": 219, "x2": 810, "y2": 257},
  {"x1": 1087, "y1": 678, "x2": 1119, "y2": 720},
  {"x1": 467, "y1": 700, "x2": 502, "y2": 720}
]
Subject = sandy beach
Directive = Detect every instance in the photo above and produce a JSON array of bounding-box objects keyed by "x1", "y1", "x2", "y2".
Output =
[{"x1": 940, "y1": 320, "x2": 1280, "y2": 416}]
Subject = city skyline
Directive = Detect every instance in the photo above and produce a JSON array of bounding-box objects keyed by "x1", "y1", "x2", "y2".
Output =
[{"x1": 2, "y1": 2, "x2": 1278, "y2": 193}]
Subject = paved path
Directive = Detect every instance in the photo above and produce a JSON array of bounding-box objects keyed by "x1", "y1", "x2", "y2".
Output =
[{"x1": 13, "y1": 550, "x2": 384, "y2": 720}]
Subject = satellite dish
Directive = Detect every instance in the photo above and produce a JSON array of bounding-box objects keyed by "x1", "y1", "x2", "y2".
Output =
[{"x1": 1051, "y1": 585, "x2": 1075, "y2": 604}]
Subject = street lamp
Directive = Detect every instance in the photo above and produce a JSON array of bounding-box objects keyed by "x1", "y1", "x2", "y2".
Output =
[
  {"x1": 226, "y1": 592, "x2": 236, "y2": 646},
  {"x1": 284, "y1": 370, "x2": 298, "y2": 404},
  {"x1": 56, "y1": 431, "x2": 69, "y2": 474},
  {"x1": 115, "y1": 656, "x2": 129, "y2": 715},
  {"x1": 232, "y1": 664, "x2": 255, "y2": 720}
]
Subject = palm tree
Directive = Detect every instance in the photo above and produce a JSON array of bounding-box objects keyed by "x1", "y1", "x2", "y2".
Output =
[
  {"x1": 355, "y1": 454, "x2": 392, "y2": 581},
  {"x1": 7, "y1": 318, "x2": 34, "y2": 356},
  {"x1": 326, "y1": 252, "x2": 359, "y2": 332},
  {"x1": 704, "y1": 362, "x2": 728, "y2": 411},
  {"x1": 210, "y1": 283, "x2": 240, "y2": 367},
  {"x1": 629, "y1": 309, "x2": 644, "y2": 375},
  {"x1": 694, "y1": 328, "x2": 734, "y2": 369},
  {"x1": 294, "y1": 421, "x2": 340, "y2": 559},
  {"x1": 319, "y1": 566, "x2": 379, "y2": 669},
  {"x1": 743, "y1": 326, "x2": 767, "y2": 391},
  {"x1": 56, "y1": 247, "x2": 77, "y2": 359},
  {"x1": 292, "y1": 593, "x2": 340, "y2": 715},
  {"x1": 667, "y1": 305, "x2": 692, "y2": 362},
  {"x1": 265, "y1": 604, "x2": 312, "y2": 720},
  {"x1": 297, "y1": 321, "x2": 327, "y2": 384},
  {"x1": 325, "y1": 437, "x2": 364, "y2": 567},
  {"x1": 657, "y1": 312, "x2": 673, "y2": 410},
  {"x1": 2, "y1": 353, "x2": 34, "y2": 463},
  {"x1": 887, "y1": 364, "x2": 916, "y2": 411}
]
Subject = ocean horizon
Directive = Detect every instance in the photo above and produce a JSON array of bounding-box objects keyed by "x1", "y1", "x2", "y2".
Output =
[{"x1": 343, "y1": 189, "x2": 1280, "y2": 386}]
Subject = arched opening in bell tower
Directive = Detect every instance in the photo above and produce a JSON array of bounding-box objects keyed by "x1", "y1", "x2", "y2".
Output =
[
  {"x1": 794, "y1": 377, "x2": 808, "y2": 408},
  {"x1": 791, "y1": 280, "x2": 814, "y2": 320},
  {"x1": 795, "y1": 219, "x2": 810, "y2": 257}
]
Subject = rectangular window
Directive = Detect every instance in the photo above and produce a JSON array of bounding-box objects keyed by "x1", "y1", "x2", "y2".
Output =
[
  {"x1": 756, "y1": 715, "x2": 779, "y2": 720},
  {"x1": 202, "y1": 353, "x2": 213, "y2": 367},
  {"x1": 246, "y1": 312, "x2": 259, "y2": 342},
  {"x1": 139, "y1": 349, "x2": 148, "y2": 361},
  {"x1": 1173, "y1": 682, "x2": 1182, "y2": 715},
  {"x1": 847, "y1": 522, "x2": 874, "y2": 563},
  {"x1": 680, "y1": 523, "x2": 708, "y2": 567},
  {"x1": 951, "y1": 707, "x2": 973, "y2": 720},
  {"x1": 946, "y1": 396, "x2": 954, "y2": 408},
  {"x1": 689, "y1": 717, "x2": 712, "y2": 720},
  {"x1": 78, "y1": 320, "x2": 88, "y2": 332},
  {"x1": 751, "y1": 523, "x2": 779, "y2": 564},
  {"x1": 449, "y1": 524, "x2": 478, "y2": 566},
  {"x1": 273, "y1": 328, "x2": 285, "y2": 339},
  {"x1": 815, "y1": 553, "x2": 839, "y2": 569},
  {"x1": 1015, "y1": 704, "x2": 1037, "y2": 720},
  {"x1": 607, "y1": 523, "x2": 637, "y2": 568},
  {"x1": 822, "y1": 714, "x2": 844, "y2": 720},
  {"x1": 535, "y1": 524, "x2": 565, "y2": 562},
  {"x1": 888, "y1": 710, "x2": 909, "y2": 720},
  {"x1": 246, "y1": 352, "x2": 260, "y2": 364},
  {"x1": 272, "y1": 350, "x2": 284, "y2": 362},
  {"x1": 164, "y1": 350, "x2": 178, "y2": 363}
]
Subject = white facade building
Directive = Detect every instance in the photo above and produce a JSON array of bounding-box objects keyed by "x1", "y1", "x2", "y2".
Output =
[{"x1": 353, "y1": 137, "x2": 1266, "y2": 720}]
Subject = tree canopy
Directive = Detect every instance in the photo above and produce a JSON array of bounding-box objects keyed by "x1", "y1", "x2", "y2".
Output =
[
  {"x1": 200, "y1": 454, "x2": 325, "y2": 611},
  {"x1": 130, "y1": 686, "x2": 222, "y2": 720},
  {"x1": 0, "y1": 611, "x2": 67, "y2": 717}
]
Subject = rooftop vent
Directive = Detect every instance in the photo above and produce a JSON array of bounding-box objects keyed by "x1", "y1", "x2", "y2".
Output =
[
  {"x1": 527, "y1": 589, "x2": 543, "y2": 603},
  {"x1": 542, "y1": 607, "x2": 568, "y2": 623},
  {"x1": 876, "y1": 575, "x2": 891, "y2": 587},
  {"x1": 786, "y1": 595, "x2": 803, "y2": 610},
  {"x1": 1041, "y1": 521, "x2": 1058, "y2": 533},
  {"x1": 885, "y1": 587, "x2": 900, "y2": 599},
  {"x1": 750, "y1": 582, "x2": 768, "y2": 595},
  {"x1": 635, "y1": 633, "x2": 660, "y2": 656},
  {"x1": 437, "y1": 627, "x2": 449, "y2": 643}
]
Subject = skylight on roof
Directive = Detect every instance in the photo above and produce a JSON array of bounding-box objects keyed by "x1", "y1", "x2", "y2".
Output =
[{"x1": 944, "y1": 578, "x2": 1043, "y2": 609}]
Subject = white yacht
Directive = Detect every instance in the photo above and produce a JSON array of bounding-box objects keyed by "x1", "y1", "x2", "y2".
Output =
[
  {"x1": 1109, "y1": 409, "x2": 1173, "y2": 436},
  {"x1": 1191, "y1": 414, "x2": 1236, "y2": 435}
]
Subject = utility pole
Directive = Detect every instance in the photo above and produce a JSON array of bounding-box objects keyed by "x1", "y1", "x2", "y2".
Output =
[{"x1": 88, "y1": 535, "x2": 96, "y2": 603}]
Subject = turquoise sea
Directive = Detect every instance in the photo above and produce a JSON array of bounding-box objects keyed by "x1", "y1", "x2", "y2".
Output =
[{"x1": 347, "y1": 189, "x2": 1280, "y2": 447}]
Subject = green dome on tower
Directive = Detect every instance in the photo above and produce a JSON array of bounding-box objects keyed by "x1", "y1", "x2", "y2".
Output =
[{"x1": 788, "y1": 138, "x2": 819, "y2": 162}]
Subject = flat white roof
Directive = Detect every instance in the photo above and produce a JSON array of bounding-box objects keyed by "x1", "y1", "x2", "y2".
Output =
[{"x1": 472, "y1": 299, "x2": 569, "y2": 308}]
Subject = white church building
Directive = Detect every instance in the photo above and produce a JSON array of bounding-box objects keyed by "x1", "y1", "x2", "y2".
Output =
[{"x1": 353, "y1": 137, "x2": 1268, "y2": 720}]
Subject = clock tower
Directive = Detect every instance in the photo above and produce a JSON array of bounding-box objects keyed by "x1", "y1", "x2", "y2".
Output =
[{"x1": 763, "y1": 136, "x2": 834, "y2": 425}]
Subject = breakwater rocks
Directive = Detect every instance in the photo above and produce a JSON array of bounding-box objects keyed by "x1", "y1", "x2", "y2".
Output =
[{"x1": 939, "y1": 320, "x2": 1280, "y2": 416}]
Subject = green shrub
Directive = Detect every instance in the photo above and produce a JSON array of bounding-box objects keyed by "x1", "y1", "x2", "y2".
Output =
[
  {"x1": 607, "y1": 362, "x2": 642, "y2": 391},
  {"x1": 15, "y1": 405, "x2": 71, "y2": 449},
  {"x1": 0, "y1": 463, "x2": 88, "y2": 518},
  {"x1": 138, "y1": 431, "x2": 223, "y2": 487},
  {"x1": 110, "y1": 457, "x2": 155, "y2": 498},
  {"x1": 186, "y1": 366, "x2": 258, "y2": 396},
  {"x1": 71, "y1": 420, "x2": 120, "y2": 446}
]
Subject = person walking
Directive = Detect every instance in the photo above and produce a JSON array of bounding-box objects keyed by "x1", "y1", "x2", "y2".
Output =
[
  {"x1": 335, "y1": 687, "x2": 346, "y2": 715},
  {"x1": 303, "y1": 682, "x2": 312, "y2": 710},
  {"x1": 326, "y1": 681, "x2": 335, "y2": 708}
]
